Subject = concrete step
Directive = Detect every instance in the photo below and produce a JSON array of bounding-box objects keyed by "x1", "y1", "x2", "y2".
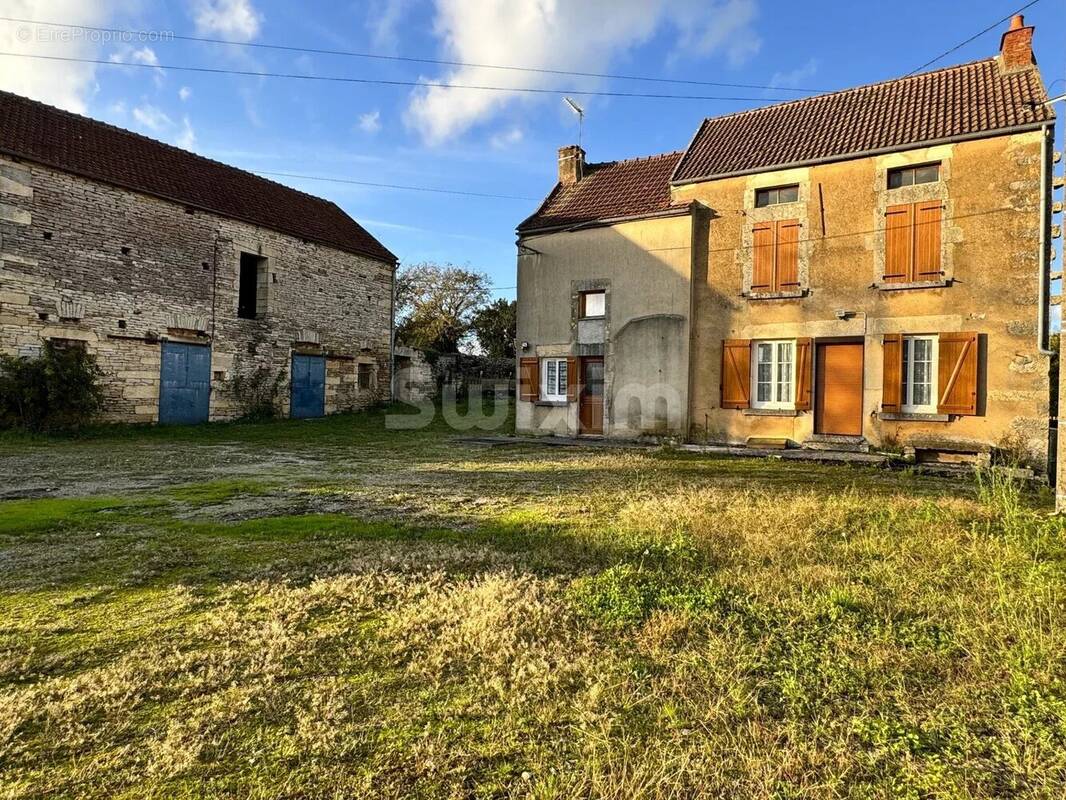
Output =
[
  {"x1": 804, "y1": 436, "x2": 870, "y2": 454},
  {"x1": 745, "y1": 436, "x2": 792, "y2": 450}
]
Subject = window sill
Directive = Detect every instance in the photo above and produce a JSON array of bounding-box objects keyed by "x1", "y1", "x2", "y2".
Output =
[
  {"x1": 744, "y1": 408, "x2": 800, "y2": 417},
  {"x1": 874, "y1": 279, "x2": 951, "y2": 291},
  {"x1": 534, "y1": 400, "x2": 569, "y2": 407},
  {"x1": 743, "y1": 289, "x2": 807, "y2": 301},
  {"x1": 878, "y1": 411, "x2": 950, "y2": 422}
]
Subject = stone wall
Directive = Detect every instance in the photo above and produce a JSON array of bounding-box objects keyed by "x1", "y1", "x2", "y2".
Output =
[
  {"x1": 0, "y1": 156, "x2": 394, "y2": 423},
  {"x1": 674, "y1": 130, "x2": 1051, "y2": 467}
]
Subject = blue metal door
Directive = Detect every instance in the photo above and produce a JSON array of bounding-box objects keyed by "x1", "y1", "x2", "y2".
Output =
[
  {"x1": 291, "y1": 353, "x2": 325, "y2": 418},
  {"x1": 159, "y1": 342, "x2": 211, "y2": 424}
]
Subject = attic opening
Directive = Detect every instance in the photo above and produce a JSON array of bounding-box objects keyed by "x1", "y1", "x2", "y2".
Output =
[{"x1": 238, "y1": 252, "x2": 268, "y2": 320}]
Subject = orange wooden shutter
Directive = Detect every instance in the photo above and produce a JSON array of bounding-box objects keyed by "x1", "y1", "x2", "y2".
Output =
[
  {"x1": 884, "y1": 204, "x2": 913, "y2": 283},
  {"x1": 775, "y1": 219, "x2": 801, "y2": 290},
  {"x1": 519, "y1": 357, "x2": 539, "y2": 401},
  {"x1": 937, "y1": 332, "x2": 978, "y2": 415},
  {"x1": 913, "y1": 201, "x2": 942, "y2": 281},
  {"x1": 721, "y1": 339, "x2": 751, "y2": 409},
  {"x1": 566, "y1": 356, "x2": 578, "y2": 401},
  {"x1": 881, "y1": 334, "x2": 902, "y2": 412},
  {"x1": 794, "y1": 337, "x2": 813, "y2": 410},
  {"x1": 751, "y1": 222, "x2": 774, "y2": 292}
]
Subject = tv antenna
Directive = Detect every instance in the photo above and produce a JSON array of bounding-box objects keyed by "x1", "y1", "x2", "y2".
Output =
[{"x1": 563, "y1": 96, "x2": 584, "y2": 147}]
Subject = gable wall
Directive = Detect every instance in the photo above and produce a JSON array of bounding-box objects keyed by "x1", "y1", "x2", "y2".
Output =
[{"x1": 0, "y1": 157, "x2": 394, "y2": 423}]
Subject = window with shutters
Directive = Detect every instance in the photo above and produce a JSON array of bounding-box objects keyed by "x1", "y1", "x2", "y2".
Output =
[
  {"x1": 750, "y1": 219, "x2": 801, "y2": 294},
  {"x1": 883, "y1": 200, "x2": 943, "y2": 284},
  {"x1": 901, "y1": 335, "x2": 938, "y2": 413},
  {"x1": 751, "y1": 340, "x2": 795, "y2": 409},
  {"x1": 882, "y1": 332, "x2": 979, "y2": 417},
  {"x1": 541, "y1": 358, "x2": 568, "y2": 401}
]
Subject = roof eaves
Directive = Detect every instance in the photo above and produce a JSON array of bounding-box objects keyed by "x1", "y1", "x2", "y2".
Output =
[
  {"x1": 516, "y1": 204, "x2": 693, "y2": 238},
  {"x1": 515, "y1": 182, "x2": 564, "y2": 233},
  {"x1": 669, "y1": 121, "x2": 1052, "y2": 186}
]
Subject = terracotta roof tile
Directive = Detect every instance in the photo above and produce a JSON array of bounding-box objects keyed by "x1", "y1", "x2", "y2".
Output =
[
  {"x1": 519, "y1": 59, "x2": 1052, "y2": 233},
  {"x1": 673, "y1": 58, "x2": 1053, "y2": 182},
  {"x1": 0, "y1": 89, "x2": 396, "y2": 263},
  {"x1": 517, "y1": 151, "x2": 684, "y2": 233}
]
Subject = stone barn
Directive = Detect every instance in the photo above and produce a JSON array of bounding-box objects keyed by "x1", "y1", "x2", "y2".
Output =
[{"x1": 0, "y1": 89, "x2": 396, "y2": 424}]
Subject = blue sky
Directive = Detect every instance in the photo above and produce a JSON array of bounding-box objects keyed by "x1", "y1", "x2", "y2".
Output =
[{"x1": 1, "y1": 0, "x2": 1063, "y2": 303}]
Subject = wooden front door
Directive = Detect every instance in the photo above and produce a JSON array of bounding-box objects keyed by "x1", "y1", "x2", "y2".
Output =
[
  {"x1": 815, "y1": 342, "x2": 864, "y2": 436},
  {"x1": 579, "y1": 357, "x2": 604, "y2": 435}
]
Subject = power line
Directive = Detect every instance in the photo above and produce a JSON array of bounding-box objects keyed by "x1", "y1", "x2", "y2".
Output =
[
  {"x1": 906, "y1": 0, "x2": 1043, "y2": 76},
  {"x1": 0, "y1": 16, "x2": 826, "y2": 94},
  {"x1": 531, "y1": 206, "x2": 1019, "y2": 254},
  {"x1": 253, "y1": 170, "x2": 539, "y2": 201},
  {"x1": 0, "y1": 51, "x2": 779, "y2": 102}
]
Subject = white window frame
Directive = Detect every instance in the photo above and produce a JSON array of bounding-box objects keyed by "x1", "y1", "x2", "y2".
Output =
[
  {"x1": 580, "y1": 291, "x2": 606, "y2": 319},
  {"x1": 541, "y1": 357, "x2": 569, "y2": 402},
  {"x1": 901, "y1": 335, "x2": 938, "y2": 413},
  {"x1": 750, "y1": 339, "x2": 796, "y2": 410}
]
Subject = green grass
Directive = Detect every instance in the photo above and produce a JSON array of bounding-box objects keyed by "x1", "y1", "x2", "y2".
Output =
[{"x1": 0, "y1": 405, "x2": 1064, "y2": 798}]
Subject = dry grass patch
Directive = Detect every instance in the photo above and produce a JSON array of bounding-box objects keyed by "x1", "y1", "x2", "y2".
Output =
[{"x1": 1, "y1": 415, "x2": 1064, "y2": 798}]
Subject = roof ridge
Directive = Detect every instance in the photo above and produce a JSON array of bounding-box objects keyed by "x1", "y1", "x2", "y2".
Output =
[
  {"x1": 0, "y1": 88, "x2": 341, "y2": 207},
  {"x1": 587, "y1": 150, "x2": 684, "y2": 170},
  {"x1": 694, "y1": 57, "x2": 1001, "y2": 128}
]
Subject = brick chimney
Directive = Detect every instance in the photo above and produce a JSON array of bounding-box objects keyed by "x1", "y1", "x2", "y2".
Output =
[
  {"x1": 558, "y1": 145, "x2": 585, "y2": 186},
  {"x1": 999, "y1": 13, "x2": 1035, "y2": 72}
]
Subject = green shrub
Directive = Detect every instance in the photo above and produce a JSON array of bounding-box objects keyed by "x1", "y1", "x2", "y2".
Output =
[
  {"x1": 226, "y1": 360, "x2": 286, "y2": 420},
  {"x1": 0, "y1": 341, "x2": 104, "y2": 431}
]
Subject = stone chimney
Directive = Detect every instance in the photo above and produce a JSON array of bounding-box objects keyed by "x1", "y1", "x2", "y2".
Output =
[
  {"x1": 558, "y1": 145, "x2": 585, "y2": 186},
  {"x1": 999, "y1": 14, "x2": 1035, "y2": 72}
]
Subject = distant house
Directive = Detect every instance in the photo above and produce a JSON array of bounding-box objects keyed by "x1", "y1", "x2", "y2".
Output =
[
  {"x1": 516, "y1": 15, "x2": 1057, "y2": 469},
  {"x1": 0, "y1": 90, "x2": 396, "y2": 424}
]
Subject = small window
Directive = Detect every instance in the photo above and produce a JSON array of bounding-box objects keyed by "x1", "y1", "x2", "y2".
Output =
[
  {"x1": 754, "y1": 184, "x2": 799, "y2": 208},
  {"x1": 901, "y1": 335, "x2": 938, "y2": 413},
  {"x1": 238, "y1": 252, "x2": 264, "y2": 319},
  {"x1": 751, "y1": 340, "x2": 795, "y2": 409},
  {"x1": 580, "y1": 291, "x2": 605, "y2": 319},
  {"x1": 541, "y1": 357, "x2": 569, "y2": 401},
  {"x1": 888, "y1": 163, "x2": 940, "y2": 189},
  {"x1": 358, "y1": 362, "x2": 373, "y2": 390}
]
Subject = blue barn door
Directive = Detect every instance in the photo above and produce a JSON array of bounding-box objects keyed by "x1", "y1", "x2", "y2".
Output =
[
  {"x1": 159, "y1": 342, "x2": 211, "y2": 424},
  {"x1": 291, "y1": 353, "x2": 326, "y2": 419}
]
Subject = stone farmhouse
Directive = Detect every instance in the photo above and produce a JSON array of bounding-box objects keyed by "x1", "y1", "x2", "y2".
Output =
[
  {"x1": 0, "y1": 90, "x2": 396, "y2": 424},
  {"x1": 516, "y1": 15, "x2": 1059, "y2": 471}
]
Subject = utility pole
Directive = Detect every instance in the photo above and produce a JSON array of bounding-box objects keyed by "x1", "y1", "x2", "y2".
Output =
[{"x1": 1046, "y1": 95, "x2": 1065, "y2": 510}]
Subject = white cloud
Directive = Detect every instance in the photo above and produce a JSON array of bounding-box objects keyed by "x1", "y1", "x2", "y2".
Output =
[
  {"x1": 365, "y1": 0, "x2": 415, "y2": 50},
  {"x1": 0, "y1": 0, "x2": 121, "y2": 113},
  {"x1": 179, "y1": 86, "x2": 192, "y2": 101},
  {"x1": 131, "y1": 46, "x2": 159, "y2": 67},
  {"x1": 489, "y1": 126, "x2": 523, "y2": 150},
  {"x1": 191, "y1": 0, "x2": 262, "y2": 41},
  {"x1": 406, "y1": 0, "x2": 761, "y2": 144},
  {"x1": 768, "y1": 57, "x2": 818, "y2": 91},
  {"x1": 133, "y1": 46, "x2": 166, "y2": 87},
  {"x1": 176, "y1": 116, "x2": 196, "y2": 149},
  {"x1": 132, "y1": 104, "x2": 173, "y2": 133},
  {"x1": 357, "y1": 109, "x2": 382, "y2": 134},
  {"x1": 669, "y1": 0, "x2": 761, "y2": 67}
]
